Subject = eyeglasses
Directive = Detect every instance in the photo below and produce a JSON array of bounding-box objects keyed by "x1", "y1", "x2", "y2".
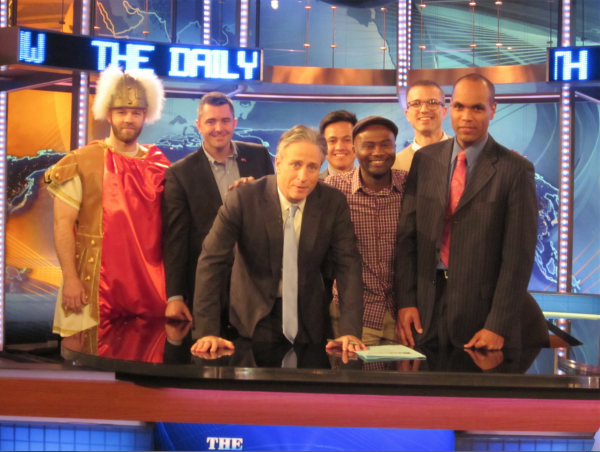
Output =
[{"x1": 407, "y1": 99, "x2": 444, "y2": 110}]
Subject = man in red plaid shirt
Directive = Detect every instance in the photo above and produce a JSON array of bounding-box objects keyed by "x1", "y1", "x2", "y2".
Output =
[{"x1": 325, "y1": 116, "x2": 407, "y2": 343}]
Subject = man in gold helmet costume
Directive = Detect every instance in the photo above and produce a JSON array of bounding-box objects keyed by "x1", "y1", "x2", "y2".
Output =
[{"x1": 46, "y1": 66, "x2": 170, "y2": 336}]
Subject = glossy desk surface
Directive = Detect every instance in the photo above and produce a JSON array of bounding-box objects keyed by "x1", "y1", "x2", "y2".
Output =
[{"x1": 60, "y1": 316, "x2": 600, "y2": 399}]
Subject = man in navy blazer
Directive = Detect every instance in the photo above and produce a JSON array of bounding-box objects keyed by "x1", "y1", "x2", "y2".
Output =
[{"x1": 163, "y1": 92, "x2": 274, "y2": 321}]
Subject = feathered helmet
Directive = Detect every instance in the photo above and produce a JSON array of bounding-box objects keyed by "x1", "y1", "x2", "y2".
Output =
[{"x1": 92, "y1": 66, "x2": 165, "y2": 124}]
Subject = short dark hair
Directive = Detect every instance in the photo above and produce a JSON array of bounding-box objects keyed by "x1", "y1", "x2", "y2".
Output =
[
  {"x1": 453, "y1": 74, "x2": 496, "y2": 104},
  {"x1": 406, "y1": 80, "x2": 445, "y2": 104},
  {"x1": 319, "y1": 110, "x2": 358, "y2": 135},
  {"x1": 197, "y1": 92, "x2": 235, "y2": 118}
]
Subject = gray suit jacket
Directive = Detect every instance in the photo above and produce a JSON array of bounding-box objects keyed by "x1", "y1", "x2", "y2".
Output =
[
  {"x1": 395, "y1": 135, "x2": 538, "y2": 348},
  {"x1": 193, "y1": 175, "x2": 364, "y2": 343}
]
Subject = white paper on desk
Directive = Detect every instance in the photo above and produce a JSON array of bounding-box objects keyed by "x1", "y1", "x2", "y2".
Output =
[{"x1": 355, "y1": 345, "x2": 426, "y2": 361}]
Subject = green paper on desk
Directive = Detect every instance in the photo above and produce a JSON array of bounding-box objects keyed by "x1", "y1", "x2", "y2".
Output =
[{"x1": 355, "y1": 345, "x2": 426, "y2": 362}]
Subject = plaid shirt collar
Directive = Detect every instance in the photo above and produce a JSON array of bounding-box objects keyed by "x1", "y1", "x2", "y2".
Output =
[{"x1": 350, "y1": 167, "x2": 404, "y2": 195}]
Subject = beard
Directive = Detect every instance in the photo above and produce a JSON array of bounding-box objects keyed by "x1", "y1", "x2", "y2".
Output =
[{"x1": 111, "y1": 122, "x2": 143, "y2": 145}]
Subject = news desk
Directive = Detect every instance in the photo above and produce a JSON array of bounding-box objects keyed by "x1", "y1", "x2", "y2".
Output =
[{"x1": 0, "y1": 316, "x2": 598, "y2": 434}]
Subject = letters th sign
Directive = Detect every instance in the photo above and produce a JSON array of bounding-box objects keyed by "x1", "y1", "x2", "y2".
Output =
[{"x1": 547, "y1": 46, "x2": 600, "y2": 83}]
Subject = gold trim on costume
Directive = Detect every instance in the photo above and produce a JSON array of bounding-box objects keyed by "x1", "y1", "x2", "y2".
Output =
[
  {"x1": 48, "y1": 182, "x2": 82, "y2": 210},
  {"x1": 98, "y1": 140, "x2": 148, "y2": 159}
]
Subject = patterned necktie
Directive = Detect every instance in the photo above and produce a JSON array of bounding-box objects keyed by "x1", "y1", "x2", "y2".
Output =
[
  {"x1": 282, "y1": 205, "x2": 299, "y2": 343},
  {"x1": 440, "y1": 150, "x2": 467, "y2": 267}
]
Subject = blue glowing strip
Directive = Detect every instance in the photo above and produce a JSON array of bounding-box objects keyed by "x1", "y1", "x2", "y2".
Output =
[
  {"x1": 0, "y1": 0, "x2": 7, "y2": 351},
  {"x1": 91, "y1": 40, "x2": 156, "y2": 73},
  {"x1": 407, "y1": 0, "x2": 412, "y2": 71},
  {"x1": 554, "y1": 50, "x2": 589, "y2": 81},
  {"x1": 0, "y1": 0, "x2": 7, "y2": 28},
  {"x1": 397, "y1": 0, "x2": 409, "y2": 88},
  {"x1": 562, "y1": 0, "x2": 571, "y2": 47},
  {"x1": 77, "y1": 72, "x2": 89, "y2": 149},
  {"x1": 239, "y1": 0, "x2": 249, "y2": 47},
  {"x1": 10, "y1": 27, "x2": 263, "y2": 81},
  {"x1": 78, "y1": 2, "x2": 90, "y2": 152},
  {"x1": 203, "y1": 0, "x2": 211, "y2": 46},
  {"x1": 559, "y1": 85, "x2": 571, "y2": 293},
  {"x1": 0, "y1": 91, "x2": 6, "y2": 351},
  {"x1": 81, "y1": 0, "x2": 91, "y2": 36},
  {"x1": 19, "y1": 31, "x2": 46, "y2": 64},
  {"x1": 166, "y1": 46, "x2": 259, "y2": 79},
  {"x1": 558, "y1": 0, "x2": 571, "y2": 293}
]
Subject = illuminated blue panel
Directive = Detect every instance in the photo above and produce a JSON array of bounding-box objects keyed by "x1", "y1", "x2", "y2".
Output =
[
  {"x1": 18, "y1": 31, "x2": 46, "y2": 64},
  {"x1": 209, "y1": 50, "x2": 239, "y2": 79},
  {"x1": 546, "y1": 46, "x2": 600, "y2": 83},
  {"x1": 9, "y1": 27, "x2": 263, "y2": 82},
  {"x1": 238, "y1": 51, "x2": 259, "y2": 79},
  {"x1": 0, "y1": 422, "x2": 153, "y2": 451},
  {"x1": 91, "y1": 40, "x2": 114, "y2": 70},
  {"x1": 169, "y1": 47, "x2": 190, "y2": 77},
  {"x1": 554, "y1": 50, "x2": 588, "y2": 81},
  {"x1": 167, "y1": 48, "x2": 260, "y2": 80},
  {"x1": 156, "y1": 423, "x2": 455, "y2": 451},
  {"x1": 91, "y1": 41, "x2": 155, "y2": 72}
]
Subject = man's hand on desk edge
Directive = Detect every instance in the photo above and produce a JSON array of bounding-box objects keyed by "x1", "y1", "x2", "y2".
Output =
[
  {"x1": 397, "y1": 307, "x2": 423, "y2": 348},
  {"x1": 191, "y1": 336, "x2": 235, "y2": 354},
  {"x1": 464, "y1": 328, "x2": 504, "y2": 350},
  {"x1": 165, "y1": 299, "x2": 192, "y2": 321},
  {"x1": 325, "y1": 335, "x2": 367, "y2": 353},
  {"x1": 226, "y1": 176, "x2": 255, "y2": 196}
]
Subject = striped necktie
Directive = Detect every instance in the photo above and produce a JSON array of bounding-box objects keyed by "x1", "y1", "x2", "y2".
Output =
[{"x1": 440, "y1": 150, "x2": 467, "y2": 267}]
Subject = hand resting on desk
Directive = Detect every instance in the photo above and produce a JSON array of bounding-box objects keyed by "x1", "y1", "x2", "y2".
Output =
[{"x1": 191, "y1": 336, "x2": 235, "y2": 354}]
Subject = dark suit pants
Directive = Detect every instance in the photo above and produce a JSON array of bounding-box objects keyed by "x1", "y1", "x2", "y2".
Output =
[
  {"x1": 252, "y1": 297, "x2": 288, "y2": 343},
  {"x1": 419, "y1": 270, "x2": 451, "y2": 348}
]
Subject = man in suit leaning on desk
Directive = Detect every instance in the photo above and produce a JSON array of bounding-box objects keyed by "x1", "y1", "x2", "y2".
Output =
[
  {"x1": 191, "y1": 125, "x2": 366, "y2": 353},
  {"x1": 395, "y1": 74, "x2": 538, "y2": 351},
  {"x1": 162, "y1": 92, "x2": 274, "y2": 322}
]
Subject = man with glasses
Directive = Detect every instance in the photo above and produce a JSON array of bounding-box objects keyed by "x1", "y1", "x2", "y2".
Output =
[{"x1": 393, "y1": 80, "x2": 450, "y2": 172}]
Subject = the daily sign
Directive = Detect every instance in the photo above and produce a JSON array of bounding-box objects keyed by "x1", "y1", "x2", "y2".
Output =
[{"x1": 11, "y1": 27, "x2": 262, "y2": 81}]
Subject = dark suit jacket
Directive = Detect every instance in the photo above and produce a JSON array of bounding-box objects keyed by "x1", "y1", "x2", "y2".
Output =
[
  {"x1": 193, "y1": 175, "x2": 364, "y2": 343},
  {"x1": 162, "y1": 141, "x2": 274, "y2": 303},
  {"x1": 395, "y1": 135, "x2": 538, "y2": 349}
]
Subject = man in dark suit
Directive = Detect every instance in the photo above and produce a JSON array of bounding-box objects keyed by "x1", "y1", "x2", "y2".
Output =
[
  {"x1": 191, "y1": 125, "x2": 366, "y2": 353},
  {"x1": 395, "y1": 74, "x2": 538, "y2": 350},
  {"x1": 163, "y1": 92, "x2": 274, "y2": 321},
  {"x1": 319, "y1": 110, "x2": 357, "y2": 180}
]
